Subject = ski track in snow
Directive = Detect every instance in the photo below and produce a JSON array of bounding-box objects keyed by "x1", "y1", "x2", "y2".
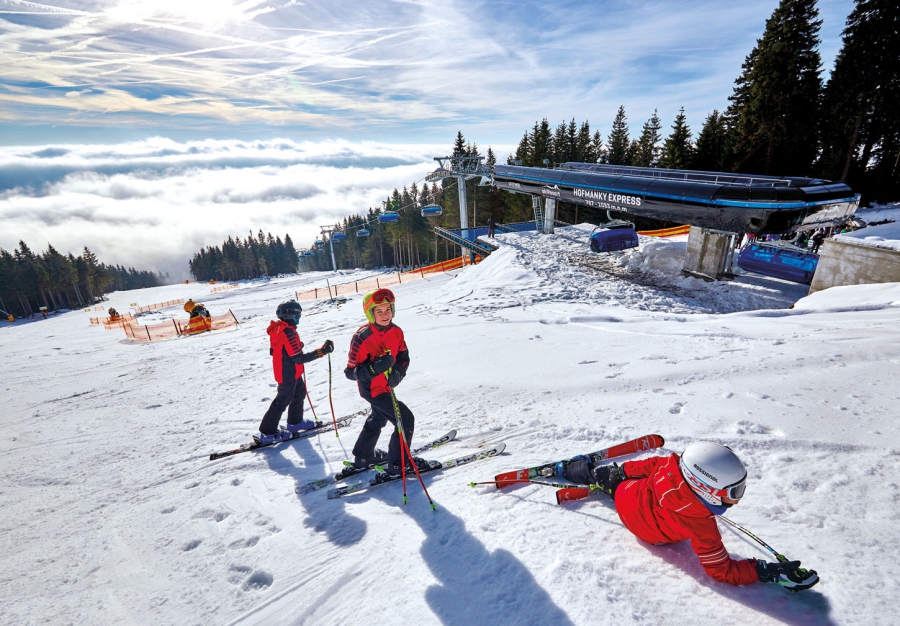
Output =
[{"x1": 2, "y1": 229, "x2": 900, "y2": 625}]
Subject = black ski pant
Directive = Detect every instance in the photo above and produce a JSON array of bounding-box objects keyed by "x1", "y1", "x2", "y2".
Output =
[
  {"x1": 258, "y1": 377, "x2": 307, "y2": 435},
  {"x1": 564, "y1": 459, "x2": 621, "y2": 499},
  {"x1": 352, "y1": 392, "x2": 414, "y2": 467}
]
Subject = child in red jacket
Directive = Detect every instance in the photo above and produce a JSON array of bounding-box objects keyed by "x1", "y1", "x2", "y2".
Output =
[
  {"x1": 341, "y1": 289, "x2": 423, "y2": 478},
  {"x1": 255, "y1": 300, "x2": 333, "y2": 444},
  {"x1": 563, "y1": 442, "x2": 818, "y2": 591}
]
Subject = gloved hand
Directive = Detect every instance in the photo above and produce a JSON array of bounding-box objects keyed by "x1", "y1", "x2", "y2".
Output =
[
  {"x1": 387, "y1": 369, "x2": 405, "y2": 388},
  {"x1": 370, "y1": 354, "x2": 395, "y2": 375},
  {"x1": 591, "y1": 462, "x2": 625, "y2": 496},
  {"x1": 314, "y1": 340, "x2": 334, "y2": 357},
  {"x1": 355, "y1": 364, "x2": 374, "y2": 383},
  {"x1": 756, "y1": 559, "x2": 819, "y2": 592}
]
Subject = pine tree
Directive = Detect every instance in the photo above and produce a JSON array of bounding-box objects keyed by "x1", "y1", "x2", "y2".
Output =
[
  {"x1": 576, "y1": 121, "x2": 595, "y2": 162},
  {"x1": 659, "y1": 107, "x2": 694, "y2": 170},
  {"x1": 693, "y1": 110, "x2": 729, "y2": 171},
  {"x1": 607, "y1": 105, "x2": 630, "y2": 165},
  {"x1": 632, "y1": 110, "x2": 663, "y2": 167},
  {"x1": 452, "y1": 131, "x2": 467, "y2": 157},
  {"x1": 532, "y1": 119, "x2": 553, "y2": 167},
  {"x1": 818, "y1": 0, "x2": 900, "y2": 201},
  {"x1": 727, "y1": 0, "x2": 823, "y2": 175}
]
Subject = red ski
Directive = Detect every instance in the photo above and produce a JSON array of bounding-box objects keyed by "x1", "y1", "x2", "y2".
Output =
[{"x1": 493, "y1": 434, "x2": 664, "y2": 488}]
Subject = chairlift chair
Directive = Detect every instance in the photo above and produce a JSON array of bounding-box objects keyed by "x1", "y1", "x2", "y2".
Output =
[
  {"x1": 378, "y1": 212, "x2": 400, "y2": 223},
  {"x1": 421, "y1": 205, "x2": 442, "y2": 217},
  {"x1": 332, "y1": 233, "x2": 346, "y2": 242},
  {"x1": 589, "y1": 219, "x2": 639, "y2": 253},
  {"x1": 357, "y1": 229, "x2": 370, "y2": 237}
]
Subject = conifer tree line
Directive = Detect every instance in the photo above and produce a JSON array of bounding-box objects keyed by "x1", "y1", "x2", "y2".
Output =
[
  {"x1": 189, "y1": 231, "x2": 300, "y2": 282},
  {"x1": 0, "y1": 241, "x2": 163, "y2": 317},
  {"x1": 300, "y1": 0, "x2": 897, "y2": 273}
]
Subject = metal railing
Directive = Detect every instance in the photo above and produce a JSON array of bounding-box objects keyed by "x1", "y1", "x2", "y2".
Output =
[{"x1": 433, "y1": 226, "x2": 497, "y2": 257}]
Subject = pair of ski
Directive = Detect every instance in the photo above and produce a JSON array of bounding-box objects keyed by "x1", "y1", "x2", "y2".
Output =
[
  {"x1": 489, "y1": 434, "x2": 665, "y2": 504},
  {"x1": 324, "y1": 434, "x2": 507, "y2": 500},
  {"x1": 296, "y1": 428, "x2": 459, "y2": 495},
  {"x1": 208, "y1": 410, "x2": 368, "y2": 461}
]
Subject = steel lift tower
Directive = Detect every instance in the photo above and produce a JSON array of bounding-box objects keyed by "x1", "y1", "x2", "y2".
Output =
[
  {"x1": 426, "y1": 155, "x2": 492, "y2": 261},
  {"x1": 319, "y1": 226, "x2": 338, "y2": 272}
]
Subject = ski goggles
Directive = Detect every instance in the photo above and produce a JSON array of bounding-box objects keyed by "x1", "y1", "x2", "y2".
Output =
[
  {"x1": 368, "y1": 289, "x2": 395, "y2": 305},
  {"x1": 684, "y1": 467, "x2": 747, "y2": 501}
]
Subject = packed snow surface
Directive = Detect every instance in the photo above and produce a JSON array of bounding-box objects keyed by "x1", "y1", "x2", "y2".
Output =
[{"x1": 2, "y1": 226, "x2": 899, "y2": 626}]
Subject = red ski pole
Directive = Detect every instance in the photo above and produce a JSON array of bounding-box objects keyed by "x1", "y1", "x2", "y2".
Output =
[
  {"x1": 388, "y1": 384, "x2": 435, "y2": 511},
  {"x1": 303, "y1": 372, "x2": 319, "y2": 421}
]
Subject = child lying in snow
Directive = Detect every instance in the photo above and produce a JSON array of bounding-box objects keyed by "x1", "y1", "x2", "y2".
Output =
[{"x1": 563, "y1": 441, "x2": 818, "y2": 591}]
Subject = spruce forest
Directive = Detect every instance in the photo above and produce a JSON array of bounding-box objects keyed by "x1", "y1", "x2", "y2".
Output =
[{"x1": 0, "y1": 243, "x2": 164, "y2": 318}]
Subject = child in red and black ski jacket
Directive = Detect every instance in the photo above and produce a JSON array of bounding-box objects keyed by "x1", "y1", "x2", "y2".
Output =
[
  {"x1": 257, "y1": 300, "x2": 333, "y2": 441},
  {"x1": 343, "y1": 289, "x2": 415, "y2": 474},
  {"x1": 564, "y1": 444, "x2": 818, "y2": 591}
]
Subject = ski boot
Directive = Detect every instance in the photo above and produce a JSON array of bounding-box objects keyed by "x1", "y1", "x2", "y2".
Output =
[
  {"x1": 254, "y1": 430, "x2": 293, "y2": 445},
  {"x1": 285, "y1": 420, "x2": 318, "y2": 434}
]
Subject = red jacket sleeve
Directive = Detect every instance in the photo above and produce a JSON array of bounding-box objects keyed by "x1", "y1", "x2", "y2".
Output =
[{"x1": 681, "y1": 515, "x2": 760, "y2": 585}]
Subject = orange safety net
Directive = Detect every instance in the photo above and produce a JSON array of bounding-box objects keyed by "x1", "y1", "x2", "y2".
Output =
[
  {"x1": 124, "y1": 310, "x2": 239, "y2": 342},
  {"x1": 295, "y1": 256, "x2": 482, "y2": 302},
  {"x1": 134, "y1": 298, "x2": 185, "y2": 314},
  {"x1": 210, "y1": 284, "x2": 239, "y2": 294},
  {"x1": 637, "y1": 225, "x2": 690, "y2": 237}
]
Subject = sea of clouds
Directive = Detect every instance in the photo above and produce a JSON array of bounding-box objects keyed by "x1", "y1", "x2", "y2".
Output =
[{"x1": 0, "y1": 137, "x2": 464, "y2": 280}]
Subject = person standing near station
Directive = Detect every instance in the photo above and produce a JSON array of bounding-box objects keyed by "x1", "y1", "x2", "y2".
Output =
[{"x1": 341, "y1": 289, "x2": 424, "y2": 478}]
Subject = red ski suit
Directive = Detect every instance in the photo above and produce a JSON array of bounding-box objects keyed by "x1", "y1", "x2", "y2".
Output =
[
  {"x1": 267, "y1": 320, "x2": 305, "y2": 383},
  {"x1": 615, "y1": 454, "x2": 760, "y2": 585},
  {"x1": 345, "y1": 322, "x2": 408, "y2": 399}
]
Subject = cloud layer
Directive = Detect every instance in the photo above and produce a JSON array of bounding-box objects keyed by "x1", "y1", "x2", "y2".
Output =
[
  {"x1": 0, "y1": 137, "x2": 472, "y2": 279},
  {"x1": 0, "y1": 0, "x2": 854, "y2": 144}
]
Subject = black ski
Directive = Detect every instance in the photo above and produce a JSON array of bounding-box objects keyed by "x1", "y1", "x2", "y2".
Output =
[
  {"x1": 327, "y1": 443, "x2": 507, "y2": 499},
  {"x1": 296, "y1": 429, "x2": 458, "y2": 494},
  {"x1": 209, "y1": 410, "x2": 367, "y2": 461}
]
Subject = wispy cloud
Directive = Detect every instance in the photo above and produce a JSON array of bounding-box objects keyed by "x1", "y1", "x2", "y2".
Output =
[{"x1": 0, "y1": 0, "x2": 855, "y2": 144}]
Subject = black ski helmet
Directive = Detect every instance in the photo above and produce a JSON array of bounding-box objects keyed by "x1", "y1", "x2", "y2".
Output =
[{"x1": 276, "y1": 300, "x2": 302, "y2": 323}]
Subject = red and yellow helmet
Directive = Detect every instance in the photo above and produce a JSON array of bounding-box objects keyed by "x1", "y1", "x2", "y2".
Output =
[{"x1": 362, "y1": 289, "x2": 396, "y2": 324}]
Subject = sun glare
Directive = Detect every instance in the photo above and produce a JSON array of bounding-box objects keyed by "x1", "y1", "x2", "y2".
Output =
[{"x1": 106, "y1": 0, "x2": 269, "y2": 27}]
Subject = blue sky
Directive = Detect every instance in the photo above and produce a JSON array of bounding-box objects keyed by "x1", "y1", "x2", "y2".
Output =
[
  {"x1": 0, "y1": 0, "x2": 855, "y2": 147},
  {"x1": 0, "y1": 1, "x2": 858, "y2": 278}
]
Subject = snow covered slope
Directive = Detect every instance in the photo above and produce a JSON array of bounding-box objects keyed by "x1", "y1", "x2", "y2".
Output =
[{"x1": 2, "y1": 227, "x2": 898, "y2": 626}]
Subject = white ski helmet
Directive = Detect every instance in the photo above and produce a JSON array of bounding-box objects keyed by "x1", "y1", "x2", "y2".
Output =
[{"x1": 679, "y1": 442, "x2": 747, "y2": 507}]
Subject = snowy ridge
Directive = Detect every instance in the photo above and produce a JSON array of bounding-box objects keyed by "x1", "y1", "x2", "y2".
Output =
[{"x1": 2, "y1": 229, "x2": 899, "y2": 625}]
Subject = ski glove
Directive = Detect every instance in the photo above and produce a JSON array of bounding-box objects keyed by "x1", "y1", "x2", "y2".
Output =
[
  {"x1": 591, "y1": 462, "x2": 625, "y2": 497},
  {"x1": 370, "y1": 354, "x2": 395, "y2": 375},
  {"x1": 755, "y1": 559, "x2": 819, "y2": 592},
  {"x1": 354, "y1": 354, "x2": 394, "y2": 383},
  {"x1": 314, "y1": 340, "x2": 334, "y2": 358},
  {"x1": 387, "y1": 369, "x2": 405, "y2": 388}
]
